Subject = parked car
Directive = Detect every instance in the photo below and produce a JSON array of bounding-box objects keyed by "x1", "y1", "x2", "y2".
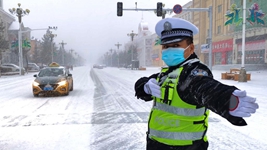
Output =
[
  {"x1": 32, "y1": 62, "x2": 73, "y2": 97},
  {"x1": 26, "y1": 63, "x2": 40, "y2": 72},
  {"x1": 0, "y1": 65, "x2": 12, "y2": 73},
  {"x1": 1, "y1": 63, "x2": 25, "y2": 72}
]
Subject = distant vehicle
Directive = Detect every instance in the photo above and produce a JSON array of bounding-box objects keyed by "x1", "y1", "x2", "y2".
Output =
[
  {"x1": 93, "y1": 64, "x2": 98, "y2": 68},
  {"x1": 127, "y1": 64, "x2": 132, "y2": 69},
  {"x1": 27, "y1": 63, "x2": 40, "y2": 72},
  {"x1": 93, "y1": 64, "x2": 103, "y2": 69},
  {"x1": 101, "y1": 64, "x2": 107, "y2": 68},
  {"x1": 97, "y1": 65, "x2": 104, "y2": 69},
  {"x1": 65, "y1": 65, "x2": 73, "y2": 70},
  {"x1": 1, "y1": 63, "x2": 25, "y2": 73},
  {"x1": 37, "y1": 64, "x2": 47, "y2": 69},
  {"x1": 32, "y1": 62, "x2": 73, "y2": 97}
]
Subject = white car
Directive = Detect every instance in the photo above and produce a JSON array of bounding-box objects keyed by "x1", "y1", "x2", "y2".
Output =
[
  {"x1": 1, "y1": 63, "x2": 25, "y2": 72},
  {"x1": 27, "y1": 63, "x2": 40, "y2": 72}
]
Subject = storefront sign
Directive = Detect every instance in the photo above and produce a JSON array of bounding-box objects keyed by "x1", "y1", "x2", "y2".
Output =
[
  {"x1": 212, "y1": 39, "x2": 233, "y2": 52},
  {"x1": 201, "y1": 44, "x2": 209, "y2": 53},
  {"x1": 237, "y1": 40, "x2": 265, "y2": 51}
]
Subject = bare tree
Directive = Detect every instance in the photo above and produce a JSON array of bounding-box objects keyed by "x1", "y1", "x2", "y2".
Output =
[{"x1": 0, "y1": 20, "x2": 9, "y2": 76}]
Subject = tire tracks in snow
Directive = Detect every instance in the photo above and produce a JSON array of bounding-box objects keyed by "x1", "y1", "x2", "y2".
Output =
[{"x1": 91, "y1": 68, "x2": 151, "y2": 112}]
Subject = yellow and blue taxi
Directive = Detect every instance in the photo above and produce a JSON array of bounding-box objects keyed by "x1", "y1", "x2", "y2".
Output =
[{"x1": 32, "y1": 62, "x2": 73, "y2": 97}]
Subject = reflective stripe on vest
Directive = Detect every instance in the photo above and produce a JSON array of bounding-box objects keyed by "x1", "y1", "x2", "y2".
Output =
[
  {"x1": 149, "y1": 129, "x2": 204, "y2": 140},
  {"x1": 154, "y1": 101, "x2": 206, "y2": 116}
]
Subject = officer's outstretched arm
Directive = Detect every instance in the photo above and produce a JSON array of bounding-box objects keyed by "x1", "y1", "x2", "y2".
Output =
[{"x1": 187, "y1": 75, "x2": 249, "y2": 126}]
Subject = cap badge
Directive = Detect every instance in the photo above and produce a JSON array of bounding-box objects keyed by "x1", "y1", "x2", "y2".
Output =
[{"x1": 164, "y1": 21, "x2": 172, "y2": 31}]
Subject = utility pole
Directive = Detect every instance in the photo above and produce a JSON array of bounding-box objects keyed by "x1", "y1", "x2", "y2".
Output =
[
  {"x1": 110, "y1": 49, "x2": 113, "y2": 67},
  {"x1": 239, "y1": 0, "x2": 247, "y2": 82},
  {"x1": 70, "y1": 49, "x2": 74, "y2": 67},
  {"x1": 127, "y1": 31, "x2": 138, "y2": 70},
  {"x1": 46, "y1": 30, "x2": 57, "y2": 63},
  {"x1": 59, "y1": 40, "x2": 67, "y2": 66},
  {"x1": 115, "y1": 42, "x2": 122, "y2": 67}
]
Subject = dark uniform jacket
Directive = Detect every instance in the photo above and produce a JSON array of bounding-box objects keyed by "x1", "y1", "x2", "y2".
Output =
[{"x1": 134, "y1": 53, "x2": 247, "y2": 150}]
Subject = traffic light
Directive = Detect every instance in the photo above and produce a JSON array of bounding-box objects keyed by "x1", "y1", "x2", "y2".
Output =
[
  {"x1": 157, "y1": 2, "x2": 162, "y2": 16},
  {"x1": 117, "y1": 2, "x2": 123, "y2": 16}
]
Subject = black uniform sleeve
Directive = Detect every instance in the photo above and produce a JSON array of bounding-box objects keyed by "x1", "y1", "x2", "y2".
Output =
[
  {"x1": 178, "y1": 64, "x2": 247, "y2": 126},
  {"x1": 134, "y1": 73, "x2": 159, "y2": 101}
]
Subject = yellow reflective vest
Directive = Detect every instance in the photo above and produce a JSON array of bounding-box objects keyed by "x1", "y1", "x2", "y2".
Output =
[{"x1": 148, "y1": 67, "x2": 209, "y2": 146}]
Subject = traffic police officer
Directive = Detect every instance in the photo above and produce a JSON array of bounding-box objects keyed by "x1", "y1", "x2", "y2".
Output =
[{"x1": 134, "y1": 18, "x2": 259, "y2": 150}]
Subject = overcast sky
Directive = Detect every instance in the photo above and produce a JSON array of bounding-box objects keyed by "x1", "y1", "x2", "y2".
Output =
[{"x1": 3, "y1": 0, "x2": 191, "y2": 64}]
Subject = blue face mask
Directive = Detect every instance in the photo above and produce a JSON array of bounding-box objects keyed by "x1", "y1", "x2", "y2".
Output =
[{"x1": 161, "y1": 45, "x2": 190, "y2": 66}]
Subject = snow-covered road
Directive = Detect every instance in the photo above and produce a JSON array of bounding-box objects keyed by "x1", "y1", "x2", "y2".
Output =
[{"x1": 0, "y1": 66, "x2": 266, "y2": 150}]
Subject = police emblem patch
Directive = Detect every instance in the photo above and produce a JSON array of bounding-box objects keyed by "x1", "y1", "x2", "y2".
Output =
[
  {"x1": 164, "y1": 21, "x2": 172, "y2": 31},
  {"x1": 191, "y1": 69, "x2": 208, "y2": 76}
]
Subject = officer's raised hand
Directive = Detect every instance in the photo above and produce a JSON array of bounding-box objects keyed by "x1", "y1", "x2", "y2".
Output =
[
  {"x1": 144, "y1": 78, "x2": 161, "y2": 98},
  {"x1": 229, "y1": 90, "x2": 259, "y2": 117}
]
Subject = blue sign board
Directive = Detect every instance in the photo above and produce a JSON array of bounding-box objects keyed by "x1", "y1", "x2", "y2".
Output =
[{"x1": 173, "y1": 4, "x2": 182, "y2": 14}]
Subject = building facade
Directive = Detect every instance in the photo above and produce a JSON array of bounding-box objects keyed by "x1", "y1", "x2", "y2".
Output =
[
  {"x1": 232, "y1": 0, "x2": 267, "y2": 65},
  {"x1": 191, "y1": 0, "x2": 267, "y2": 66},
  {"x1": 151, "y1": 33, "x2": 163, "y2": 67}
]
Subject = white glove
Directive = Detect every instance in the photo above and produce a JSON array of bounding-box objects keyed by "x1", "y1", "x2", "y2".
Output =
[
  {"x1": 144, "y1": 78, "x2": 161, "y2": 98},
  {"x1": 229, "y1": 90, "x2": 259, "y2": 117}
]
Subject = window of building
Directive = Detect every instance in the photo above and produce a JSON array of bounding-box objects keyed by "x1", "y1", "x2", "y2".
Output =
[
  {"x1": 215, "y1": 52, "x2": 222, "y2": 65},
  {"x1": 217, "y1": 26, "x2": 221, "y2": 34},
  {"x1": 227, "y1": 51, "x2": 233, "y2": 64},
  {"x1": 218, "y1": 4, "x2": 222, "y2": 13}
]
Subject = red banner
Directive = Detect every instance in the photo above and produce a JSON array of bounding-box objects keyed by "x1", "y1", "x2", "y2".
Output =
[{"x1": 212, "y1": 39, "x2": 233, "y2": 52}]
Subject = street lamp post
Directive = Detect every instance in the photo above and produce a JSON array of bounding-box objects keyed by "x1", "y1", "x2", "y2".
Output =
[
  {"x1": 70, "y1": 49, "x2": 74, "y2": 67},
  {"x1": 110, "y1": 49, "x2": 113, "y2": 67},
  {"x1": 74, "y1": 52, "x2": 77, "y2": 66},
  {"x1": 115, "y1": 42, "x2": 122, "y2": 67},
  {"x1": 9, "y1": 3, "x2": 30, "y2": 75},
  {"x1": 59, "y1": 40, "x2": 67, "y2": 66},
  {"x1": 127, "y1": 30, "x2": 137, "y2": 70},
  {"x1": 46, "y1": 29, "x2": 57, "y2": 63},
  {"x1": 105, "y1": 52, "x2": 109, "y2": 66}
]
